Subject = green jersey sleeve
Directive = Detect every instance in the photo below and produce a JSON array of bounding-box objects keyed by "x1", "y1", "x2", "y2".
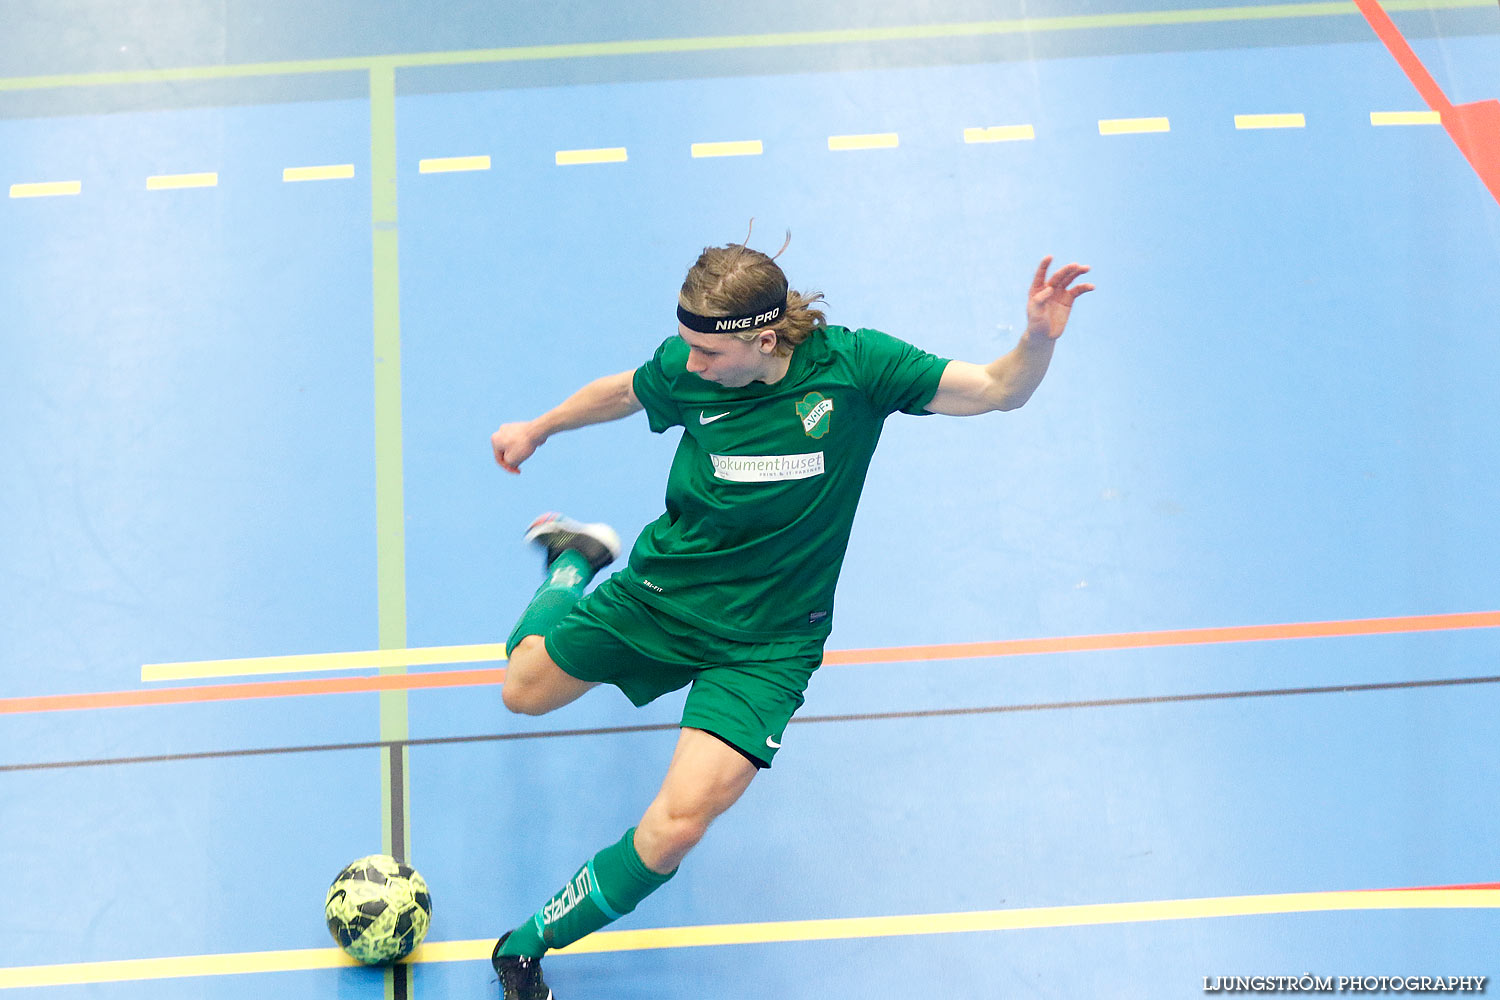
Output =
[
  {"x1": 850, "y1": 327, "x2": 951, "y2": 416},
  {"x1": 632, "y1": 337, "x2": 685, "y2": 433}
]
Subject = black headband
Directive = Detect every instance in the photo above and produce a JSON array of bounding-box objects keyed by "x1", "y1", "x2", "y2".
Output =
[{"x1": 676, "y1": 294, "x2": 788, "y2": 335}]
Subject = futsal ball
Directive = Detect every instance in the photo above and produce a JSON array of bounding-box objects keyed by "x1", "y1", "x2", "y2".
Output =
[{"x1": 324, "y1": 855, "x2": 432, "y2": 965}]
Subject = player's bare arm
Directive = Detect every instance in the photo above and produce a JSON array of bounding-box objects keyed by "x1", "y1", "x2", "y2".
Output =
[
  {"x1": 491, "y1": 369, "x2": 643, "y2": 472},
  {"x1": 926, "y1": 256, "x2": 1094, "y2": 416}
]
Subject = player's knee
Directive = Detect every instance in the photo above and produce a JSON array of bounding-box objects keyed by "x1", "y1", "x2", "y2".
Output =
[
  {"x1": 501, "y1": 636, "x2": 549, "y2": 716},
  {"x1": 642, "y1": 806, "x2": 711, "y2": 862},
  {"x1": 501, "y1": 677, "x2": 553, "y2": 717},
  {"x1": 670, "y1": 813, "x2": 711, "y2": 853},
  {"x1": 501, "y1": 679, "x2": 544, "y2": 716}
]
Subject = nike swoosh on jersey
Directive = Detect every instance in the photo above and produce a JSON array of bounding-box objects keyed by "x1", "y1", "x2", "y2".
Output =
[
  {"x1": 699, "y1": 410, "x2": 732, "y2": 424},
  {"x1": 766, "y1": 735, "x2": 782, "y2": 749}
]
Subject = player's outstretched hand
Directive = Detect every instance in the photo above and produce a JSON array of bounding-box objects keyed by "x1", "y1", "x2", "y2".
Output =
[
  {"x1": 1025, "y1": 256, "x2": 1095, "y2": 341},
  {"x1": 490, "y1": 421, "x2": 543, "y2": 474}
]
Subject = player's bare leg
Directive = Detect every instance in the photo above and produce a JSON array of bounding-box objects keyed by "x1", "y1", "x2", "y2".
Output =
[
  {"x1": 492, "y1": 727, "x2": 758, "y2": 999},
  {"x1": 501, "y1": 634, "x2": 597, "y2": 716},
  {"x1": 634, "y1": 727, "x2": 759, "y2": 873},
  {"x1": 497, "y1": 512, "x2": 619, "y2": 718}
]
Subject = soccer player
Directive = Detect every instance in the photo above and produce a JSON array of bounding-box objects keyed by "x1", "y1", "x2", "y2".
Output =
[{"x1": 487, "y1": 235, "x2": 1093, "y2": 999}]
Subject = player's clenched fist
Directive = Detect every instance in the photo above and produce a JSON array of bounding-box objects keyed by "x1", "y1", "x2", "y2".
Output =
[{"x1": 491, "y1": 421, "x2": 544, "y2": 474}]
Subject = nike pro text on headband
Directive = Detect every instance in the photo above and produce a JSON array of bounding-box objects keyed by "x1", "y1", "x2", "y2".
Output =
[{"x1": 676, "y1": 292, "x2": 788, "y2": 334}]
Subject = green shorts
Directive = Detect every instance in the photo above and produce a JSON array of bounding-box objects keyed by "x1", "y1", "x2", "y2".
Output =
[{"x1": 543, "y1": 577, "x2": 824, "y2": 767}]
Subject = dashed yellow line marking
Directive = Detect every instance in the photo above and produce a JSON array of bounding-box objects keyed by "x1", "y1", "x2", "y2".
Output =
[
  {"x1": 9, "y1": 180, "x2": 81, "y2": 198},
  {"x1": 1099, "y1": 117, "x2": 1171, "y2": 135},
  {"x1": 1235, "y1": 113, "x2": 1306, "y2": 129},
  {"x1": 964, "y1": 125, "x2": 1035, "y2": 143},
  {"x1": 146, "y1": 172, "x2": 218, "y2": 190},
  {"x1": 1371, "y1": 110, "x2": 1442, "y2": 126},
  {"x1": 3, "y1": 889, "x2": 1496, "y2": 988},
  {"x1": 418, "y1": 155, "x2": 491, "y2": 173},
  {"x1": 5, "y1": 110, "x2": 1461, "y2": 203},
  {"x1": 828, "y1": 132, "x2": 899, "y2": 151},
  {"x1": 1098, "y1": 116, "x2": 1171, "y2": 135},
  {"x1": 555, "y1": 147, "x2": 628, "y2": 166},
  {"x1": 283, "y1": 163, "x2": 356, "y2": 182},
  {"x1": 691, "y1": 139, "x2": 764, "y2": 158}
]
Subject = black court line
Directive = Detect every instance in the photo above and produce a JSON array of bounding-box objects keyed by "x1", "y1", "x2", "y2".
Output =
[
  {"x1": 389, "y1": 744, "x2": 406, "y2": 861},
  {"x1": 3, "y1": 673, "x2": 1497, "y2": 775},
  {"x1": 391, "y1": 949, "x2": 410, "y2": 1000},
  {"x1": 391, "y1": 952, "x2": 410, "y2": 998},
  {"x1": 387, "y1": 748, "x2": 411, "y2": 999}
]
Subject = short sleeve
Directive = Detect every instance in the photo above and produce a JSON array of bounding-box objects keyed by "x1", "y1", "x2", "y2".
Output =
[
  {"x1": 632, "y1": 338, "x2": 684, "y2": 433},
  {"x1": 852, "y1": 328, "x2": 952, "y2": 417}
]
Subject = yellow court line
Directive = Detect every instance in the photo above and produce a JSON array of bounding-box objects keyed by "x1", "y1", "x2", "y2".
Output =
[
  {"x1": 283, "y1": 163, "x2": 356, "y2": 182},
  {"x1": 557, "y1": 888, "x2": 1500, "y2": 954},
  {"x1": 691, "y1": 139, "x2": 764, "y2": 158},
  {"x1": 4, "y1": 889, "x2": 1496, "y2": 988},
  {"x1": 418, "y1": 155, "x2": 491, "y2": 173},
  {"x1": 828, "y1": 132, "x2": 900, "y2": 151},
  {"x1": 1371, "y1": 110, "x2": 1442, "y2": 125},
  {"x1": 1098, "y1": 116, "x2": 1171, "y2": 135},
  {"x1": 141, "y1": 643, "x2": 509, "y2": 681},
  {"x1": 146, "y1": 172, "x2": 218, "y2": 190},
  {"x1": 9, "y1": 180, "x2": 81, "y2": 198},
  {"x1": 144, "y1": 608, "x2": 1500, "y2": 682},
  {"x1": 964, "y1": 124, "x2": 1035, "y2": 143},
  {"x1": 0, "y1": 946, "x2": 358, "y2": 990},
  {"x1": 1, "y1": 0, "x2": 1495, "y2": 95},
  {"x1": 555, "y1": 147, "x2": 628, "y2": 166},
  {"x1": 1235, "y1": 112, "x2": 1307, "y2": 129}
]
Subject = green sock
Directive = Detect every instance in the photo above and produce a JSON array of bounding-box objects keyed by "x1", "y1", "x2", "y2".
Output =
[
  {"x1": 498, "y1": 827, "x2": 675, "y2": 958},
  {"x1": 504, "y1": 549, "x2": 594, "y2": 655}
]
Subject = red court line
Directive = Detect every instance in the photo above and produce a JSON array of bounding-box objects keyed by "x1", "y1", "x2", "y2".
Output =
[
  {"x1": 820, "y1": 610, "x2": 1500, "y2": 665},
  {"x1": 1377, "y1": 881, "x2": 1500, "y2": 892},
  {"x1": 0, "y1": 668, "x2": 507, "y2": 716},
  {"x1": 1353, "y1": 0, "x2": 1500, "y2": 204},
  {"x1": 3, "y1": 610, "x2": 1498, "y2": 716}
]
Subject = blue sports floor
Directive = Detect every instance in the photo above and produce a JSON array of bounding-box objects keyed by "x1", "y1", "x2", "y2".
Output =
[{"x1": 3, "y1": 2, "x2": 1499, "y2": 997}]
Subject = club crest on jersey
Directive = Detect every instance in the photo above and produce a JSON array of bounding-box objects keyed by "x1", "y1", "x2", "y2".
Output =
[{"x1": 795, "y1": 392, "x2": 835, "y2": 439}]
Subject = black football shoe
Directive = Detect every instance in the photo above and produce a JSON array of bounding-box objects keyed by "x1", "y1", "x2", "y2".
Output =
[
  {"x1": 492, "y1": 933, "x2": 553, "y2": 1000},
  {"x1": 523, "y1": 512, "x2": 620, "y2": 574}
]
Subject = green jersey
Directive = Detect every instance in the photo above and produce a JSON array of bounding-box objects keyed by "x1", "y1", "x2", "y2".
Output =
[{"x1": 622, "y1": 325, "x2": 950, "y2": 642}]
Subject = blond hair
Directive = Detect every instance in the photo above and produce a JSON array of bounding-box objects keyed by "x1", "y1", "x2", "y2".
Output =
[{"x1": 677, "y1": 229, "x2": 825, "y2": 358}]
